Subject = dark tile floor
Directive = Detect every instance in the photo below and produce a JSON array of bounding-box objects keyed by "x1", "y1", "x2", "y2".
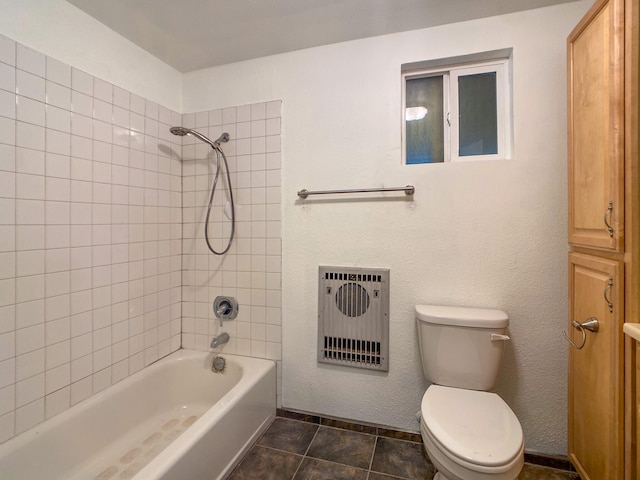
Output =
[{"x1": 228, "y1": 417, "x2": 581, "y2": 480}]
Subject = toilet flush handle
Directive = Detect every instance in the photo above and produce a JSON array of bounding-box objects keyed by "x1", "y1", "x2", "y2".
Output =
[{"x1": 490, "y1": 334, "x2": 511, "y2": 342}]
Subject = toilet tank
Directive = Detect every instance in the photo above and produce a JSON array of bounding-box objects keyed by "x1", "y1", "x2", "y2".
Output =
[{"x1": 416, "y1": 305, "x2": 509, "y2": 391}]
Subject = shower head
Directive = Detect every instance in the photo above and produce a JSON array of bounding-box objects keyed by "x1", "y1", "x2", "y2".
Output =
[
  {"x1": 169, "y1": 126, "x2": 190, "y2": 136},
  {"x1": 169, "y1": 126, "x2": 230, "y2": 149}
]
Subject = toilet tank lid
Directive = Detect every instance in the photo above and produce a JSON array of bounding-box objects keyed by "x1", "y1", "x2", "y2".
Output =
[{"x1": 415, "y1": 305, "x2": 508, "y2": 328}]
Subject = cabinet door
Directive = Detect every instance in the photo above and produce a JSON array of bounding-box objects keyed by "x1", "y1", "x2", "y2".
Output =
[
  {"x1": 568, "y1": 0, "x2": 624, "y2": 251},
  {"x1": 568, "y1": 252, "x2": 624, "y2": 479}
]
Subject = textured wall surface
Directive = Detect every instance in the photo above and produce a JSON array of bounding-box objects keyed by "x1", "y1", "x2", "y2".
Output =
[
  {"x1": 0, "y1": 35, "x2": 183, "y2": 443},
  {"x1": 183, "y1": 1, "x2": 592, "y2": 454}
]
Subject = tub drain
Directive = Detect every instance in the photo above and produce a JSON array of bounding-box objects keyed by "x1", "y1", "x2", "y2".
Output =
[{"x1": 211, "y1": 356, "x2": 226, "y2": 373}]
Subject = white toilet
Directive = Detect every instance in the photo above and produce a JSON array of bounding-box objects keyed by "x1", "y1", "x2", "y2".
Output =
[{"x1": 416, "y1": 304, "x2": 524, "y2": 480}]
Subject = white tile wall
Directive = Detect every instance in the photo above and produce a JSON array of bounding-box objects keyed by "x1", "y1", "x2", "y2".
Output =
[
  {"x1": 0, "y1": 36, "x2": 183, "y2": 443},
  {"x1": 180, "y1": 101, "x2": 282, "y2": 405}
]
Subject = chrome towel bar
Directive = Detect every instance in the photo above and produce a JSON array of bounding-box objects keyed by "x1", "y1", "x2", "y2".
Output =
[{"x1": 297, "y1": 185, "x2": 415, "y2": 199}]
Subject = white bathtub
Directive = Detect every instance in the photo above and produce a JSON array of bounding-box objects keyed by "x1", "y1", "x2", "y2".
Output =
[{"x1": 0, "y1": 349, "x2": 276, "y2": 480}]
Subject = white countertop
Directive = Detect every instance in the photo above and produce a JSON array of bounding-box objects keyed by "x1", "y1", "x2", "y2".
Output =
[{"x1": 623, "y1": 323, "x2": 640, "y2": 342}]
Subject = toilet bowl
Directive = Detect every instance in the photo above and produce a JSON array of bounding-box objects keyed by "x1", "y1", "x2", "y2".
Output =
[
  {"x1": 420, "y1": 385, "x2": 524, "y2": 480},
  {"x1": 416, "y1": 305, "x2": 524, "y2": 480}
]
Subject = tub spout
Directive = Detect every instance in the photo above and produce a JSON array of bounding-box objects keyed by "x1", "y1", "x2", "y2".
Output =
[{"x1": 210, "y1": 332, "x2": 230, "y2": 349}]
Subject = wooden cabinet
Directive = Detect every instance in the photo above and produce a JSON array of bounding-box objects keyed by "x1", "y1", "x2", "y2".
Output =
[
  {"x1": 568, "y1": 253, "x2": 623, "y2": 479},
  {"x1": 567, "y1": 0, "x2": 639, "y2": 479},
  {"x1": 568, "y1": 0, "x2": 624, "y2": 252}
]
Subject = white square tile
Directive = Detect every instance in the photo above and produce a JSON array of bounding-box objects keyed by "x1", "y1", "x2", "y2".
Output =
[
  {"x1": 71, "y1": 91, "x2": 92, "y2": 117},
  {"x1": 71, "y1": 113, "x2": 92, "y2": 138},
  {"x1": 205, "y1": 109, "x2": 220, "y2": 126},
  {"x1": 112, "y1": 105, "x2": 129, "y2": 128},
  {"x1": 0, "y1": 117, "x2": 16, "y2": 146},
  {"x1": 93, "y1": 99, "x2": 111, "y2": 123},
  {"x1": 266, "y1": 118, "x2": 281, "y2": 135},
  {"x1": 93, "y1": 140, "x2": 111, "y2": 164},
  {"x1": 0, "y1": 225, "x2": 15, "y2": 252},
  {"x1": 17, "y1": 44, "x2": 45, "y2": 77},
  {"x1": 45, "y1": 271, "x2": 70, "y2": 297},
  {"x1": 0, "y1": 89, "x2": 15, "y2": 119},
  {"x1": 45, "y1": 248, "x2": 70, "y2": 273},
  {"x1": 0, "y1": 144, "x2": 16, "y2": 172},
  {"x1": 71, "y1": 353, "x2": 91, "y2": 384},
  {"x1": 0, "y1": 252, "x2": 14, "y2": 280},
  {"x1": 0, "y1": 62, "x2": 15, "y2": 93},
  {"x1": 0, "y1": 170, "x2": 14, "y2": 198},
  {"x1": 16, "y1": 70, "x2": 45, "y2": 102},
  {"x1": 16, "y1": 250, "x2": 44, "y2": 277},
  {"x1": 16, "y1": 173, "x2": 44, "y2": 200},
  {"x1": 46, "y1": 57, "x2": 71, "y2": 87},
  {"x1": 70, "y1": 376, "x2": 92, "y2": 405},
  {"x1": 16, "y1": 199, "x2": 44, "y2": 224},
  {"x1": 0, "y1": 35, "x2": 16, "y2": 66},
  {"x1": 71, "y1": 135, "x2": 92, "y2": 160},
  {"x1": 71, "y1": 68, "x2": 92, "y2": 95},
  {"x1": 46, "y1": 225, "x2": 70, "y2": 249},
  {"x1": 45, "y1": 200, "x2": 70, "y2": 225},
  {"x1": 45, "y1": 81, "x2": 71, "y2": 110},
  {"x1": 45, "y1": 363, "x2": 69, "y2": 394},
  {"x1": 45, "y1": 177, "x2": 70, "y2": 202},
  {"x1": 265, "y1": 100, "x2": 281, "y2": 119},
  {"x1": 16, "y1": 121, "x2": 45, "y2": 151},
  {"x1": 130, "y1": 94, "x2": 145, "y2": 115},
  {"x1": 15, "y1": 225, "x2": 44, "y2": 251},
  {"x1": 46, "y1": 339, "x2": 70, "y2": 369},
  {"x1": 15, "y1": 147, "x2": 44, "y2": 174},
  {"x1": 45, "y1": 314, "x2": 70, "y2": 345},
  {"x1": 45, "y1": 385, "x2": 69, "y2": 419},
  {"x1": 250, "y1": 102, "x2": 266, "y2": 120},
  {"x1": 70, "y1": 202, "x2": 91, "y2": 226},
  {"x1": 0, "y1": 411, "x2": 15, "y2": 443},
  {"x1": 93, "y1": 119, "x2": 111, "y2": 143},
  {"x1": 16, "y1": 323, "x2": 44, "y2": 355},
  {"x1": 45, "y1": 105, "x2": 70, "y2": 133},
  {"x1": 15, "y1": 348, "x2": 44, "y2": 381},
  {"x1": 0, "y1": 305, "x2": 14, "y2": 334},
  {"x1": 15, "y1": 398, "x2": 44, "y2": 434},
  {"x1": 0, "y1": 331, "x2": 15, "y2": 361},
  {"x1": 16, "y1": 373, "x2": 44, "y2": 407},
  {"x1": 46, "y1": 129, "x2": 70, "y2": 156},
  {"x1": 145, "y1": 100, "x2": 158, "y2": 120},
  {"x1": 113, "y1": 86, "x2": 129, "y2": 109},
  {"x1": 0, "y1": 278, "x2": 15, "y2": 307},
  {"x1": 0, "y1": 384, "x2": 14, "y2": 416},
  {"x1": 93, "y1": 78, "x2": 112, "y2": 103},
  {"x1": 16, "y1": 274, "x2": 44, "y2": 303}
]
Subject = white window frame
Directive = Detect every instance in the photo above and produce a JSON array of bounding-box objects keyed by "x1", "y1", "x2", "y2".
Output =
[{"x1": 402, "y1": 56, "x2": 512, "y2": 164}]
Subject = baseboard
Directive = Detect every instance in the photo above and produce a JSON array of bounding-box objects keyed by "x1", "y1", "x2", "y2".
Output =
[{"x1": 276, "y1": 408, "x2": 576, "y2": 472}]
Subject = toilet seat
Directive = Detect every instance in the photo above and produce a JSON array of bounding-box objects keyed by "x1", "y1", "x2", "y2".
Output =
[{"x1": 421, "y1": 385, "x2": 523, "y2": 469}]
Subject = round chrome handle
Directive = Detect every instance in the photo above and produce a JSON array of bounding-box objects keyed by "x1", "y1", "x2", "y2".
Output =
[{"x1": 563, "y1": 317, "x2": 599, "y2": 350}]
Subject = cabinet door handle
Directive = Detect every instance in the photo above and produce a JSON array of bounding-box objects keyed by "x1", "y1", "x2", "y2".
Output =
[
  {"x1": 603, "y1": 277, "x2": 613, "y2": 313},
  {"x1": 563, "y1": 317, "x2": 599, "y2": 349},
  {"x1": 604, "y1": 201, "x2": 614, "y2": 237}
]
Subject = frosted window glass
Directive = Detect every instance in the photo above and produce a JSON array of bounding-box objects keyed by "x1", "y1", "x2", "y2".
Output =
[
  {"x1": 405, "y1": 76, "x2": 444, "y2": 164},
  {"x1": 458, "y1": 72, "x2": 497, "y2": 156}
]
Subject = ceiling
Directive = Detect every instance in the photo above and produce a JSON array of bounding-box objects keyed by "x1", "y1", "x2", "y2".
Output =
[{"x1": 67, "y1": 0, "x2": 577, "y2": 73}]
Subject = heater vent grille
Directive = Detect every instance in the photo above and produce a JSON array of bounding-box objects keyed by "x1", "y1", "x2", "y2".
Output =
[{"x1": 318, "y1": 266, "x2": 389, "y2": 371}]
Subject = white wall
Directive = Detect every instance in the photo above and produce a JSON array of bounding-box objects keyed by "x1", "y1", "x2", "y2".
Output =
[
  {"x1": 0, "y1": 0, "x2": 181, "y2": 112},
  {"x1": 184, "y1": 1, "x2": 592, "y2": 454}
]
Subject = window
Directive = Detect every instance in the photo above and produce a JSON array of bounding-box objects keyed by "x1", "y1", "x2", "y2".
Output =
[{"x1": 402, "y1": 53, "x2": 512, "y2": 164}]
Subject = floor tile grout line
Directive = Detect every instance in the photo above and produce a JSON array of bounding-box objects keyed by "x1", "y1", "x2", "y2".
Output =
[
  {"x1": 367, "y1": 435, "x2": 379, "y2": 475},
  {"x1": 289, "y1": 422, "x2": 321, "y2": 480}
]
